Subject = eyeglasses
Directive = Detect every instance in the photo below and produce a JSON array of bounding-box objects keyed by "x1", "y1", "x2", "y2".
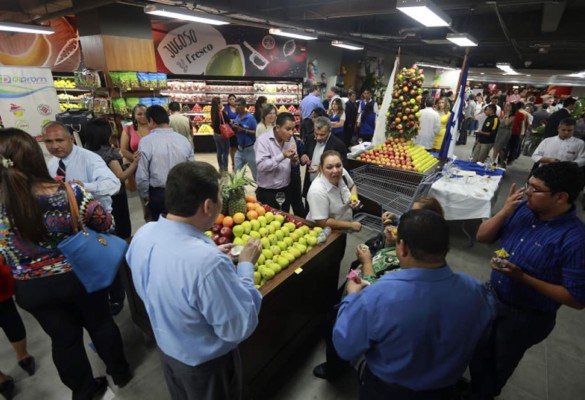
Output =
[{"x1": 524, "y1": 183, "x2": 551, "y2": 193}]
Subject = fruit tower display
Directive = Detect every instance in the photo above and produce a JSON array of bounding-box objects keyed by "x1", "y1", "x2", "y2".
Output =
[{"x1": 356, "y1": 65, "x2": 439, "y2": 173}]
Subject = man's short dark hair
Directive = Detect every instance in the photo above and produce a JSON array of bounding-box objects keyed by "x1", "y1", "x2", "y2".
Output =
[
  {"x1": 146, "y1": 105, "x2": 170, "y2": 125},
  {"x1": 311, "y1": 108, "x2": 327, "y2": 118},
  {"x1": 330, "y1": 86, "x2": 340, "y2": 94},
  {"x1": 486, "y1": 104, "x2": 497, "y2": 113},
  {"x1": 235, "y1": 97, "x2": 247, "y2": 106},
  {"x1": 559, "y1": 117, "x2": 576, "y2": 127},
  {"x1": 563, "y1": 97, "x2": 577, "y2": 108},
  {"x1": 532, "y1": 161, "x2": 585, "y2": 204},
  {"x1": 311, "y1": 85, "x2": 320, "y2": 93},
  {"x1": 425, "y1": 97, "x2": 435, "y2": 108},
  {"x1": 516, "y1": 102, "x2": 525, "y2": 109},
  {"x1": 276, "y1": 112, "x2": 295, "y2": 127},
  {"x1": 169, "y1": 102, "x2": 181, "y2": 112},
  {"x1": 166, "y1": 162, "x2": 220, "y2": 217},
  {"x1": 397, "y1": 209, "x2": 449, "y2": 263}
]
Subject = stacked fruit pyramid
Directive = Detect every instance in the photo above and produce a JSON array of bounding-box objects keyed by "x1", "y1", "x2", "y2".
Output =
[
  {"x1": 356, "y1": 65, "x2": 439, "y2": 173},
  {"x1": 205, "y1": 170, "x2": 326, "y2": 288}
]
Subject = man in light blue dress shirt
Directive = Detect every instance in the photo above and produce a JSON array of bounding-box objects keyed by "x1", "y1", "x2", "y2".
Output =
[
  {"x1": 127, "y1": 161, "x2": 262, "y2": 400},
  {"x1": 136, "y1": 105, "x2": 194, "y2": 221},
  {"x1": 44, "y1": 121, "x2": 120, "y2": 212}
]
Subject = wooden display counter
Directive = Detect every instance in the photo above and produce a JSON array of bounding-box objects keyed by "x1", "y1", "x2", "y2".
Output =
[{"x1": 120, "y1": 230, "x2": 347, "y2": 399}]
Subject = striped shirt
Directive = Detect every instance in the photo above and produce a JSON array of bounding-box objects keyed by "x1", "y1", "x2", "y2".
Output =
[{"x1": 491, "y1": 200, "x2": 585, "y2": 312}]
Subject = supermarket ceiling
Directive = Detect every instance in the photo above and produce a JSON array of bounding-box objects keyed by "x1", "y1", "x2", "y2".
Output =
[{"x1": 2, "y1": 0, "x2": 585, "y2": 73}]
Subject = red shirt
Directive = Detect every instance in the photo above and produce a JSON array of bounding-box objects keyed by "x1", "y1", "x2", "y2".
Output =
[
  {"x1": 511, "y1": 111, "x2": 527, "y2": 135},
  {"x1": 0, "y1": 264, "x2": 14, "y2": 302}
]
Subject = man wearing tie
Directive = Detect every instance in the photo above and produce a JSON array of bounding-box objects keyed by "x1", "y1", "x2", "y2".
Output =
[{"x1": 43, "y1": 121, "x2": 120, "y2": 212}]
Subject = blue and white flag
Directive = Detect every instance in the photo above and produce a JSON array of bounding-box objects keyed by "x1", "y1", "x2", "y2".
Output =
[
  {"x1": 439, "y1": 58, "x2": 470, "y2": 159},
  {"x1": 372, "y1": 55, "x2": 400, "y2": 146}
]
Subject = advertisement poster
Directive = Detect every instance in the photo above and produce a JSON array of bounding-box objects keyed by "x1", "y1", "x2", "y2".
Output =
[
  {"x1": 152, "y1": 22, "x2": 307, "y2": 77},
  {"x1": 0, "y1": 17, "x2": 81, "y2": 72},
  {"x1": 0, "y1": 66, "x2": 60, "y2": 139}
]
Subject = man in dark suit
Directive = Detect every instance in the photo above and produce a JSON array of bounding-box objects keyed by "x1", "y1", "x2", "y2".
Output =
[
  {"x1": 544, "y1": 97, "x2": 577, "y2": 138},
  {"x1": 300, "y1": 116, "x2": 348, "y2": 202},
  {"x1": 301, "y1": 107, "x2": 327, "y2": 143},
  {"x1": 344, "y1": 90, "x2": 359, "y2": 148}
]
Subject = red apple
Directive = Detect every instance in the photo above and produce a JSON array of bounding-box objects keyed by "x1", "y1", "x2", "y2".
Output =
[
  {"x1": 217, "y1": 236, "x2": 230, "y2": 245},
  {"x1": 211, "y1": 224, "x2": 222, "y2": 233},
  {"x1": 220, "y1": 226, "x2": 232, "y2": 238},
  {"x1": 212, "y1": 234, "x2": 221, "y2": 244}
]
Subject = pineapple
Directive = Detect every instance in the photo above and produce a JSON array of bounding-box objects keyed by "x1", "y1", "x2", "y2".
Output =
[{"x1": 222, "y1": 168, "x2": 255, "y2": 216}]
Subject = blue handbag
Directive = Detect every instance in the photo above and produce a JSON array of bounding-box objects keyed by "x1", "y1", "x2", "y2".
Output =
[{"x1": 57, "y1": 183, "x2": 128, "y2": 293}]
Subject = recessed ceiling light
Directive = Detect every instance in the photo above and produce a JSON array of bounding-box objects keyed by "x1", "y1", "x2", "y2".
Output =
[
  {"x1": 331, "y1": 40, "x2": 364, "y2": 51},
  {"x1": 144, "y1": 5, "x2": 230, "y2": 25},
  {"x1": 446, "y1": 33, "x2": 478, "y2": 47},
  {"x1": 396, "y1": 0, "x2": 452, "y2": 27},
  {"x1": 268, "y1": 28, "x2": 318, "y2": 40}
]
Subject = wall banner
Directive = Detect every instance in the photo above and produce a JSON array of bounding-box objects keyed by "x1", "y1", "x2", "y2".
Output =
[
  {"x1": 153, "y1": 22, "x2": 308, "y2": 77},
  {"x1": 0, "y1": 66, "x2": 60, "y2": 139}
]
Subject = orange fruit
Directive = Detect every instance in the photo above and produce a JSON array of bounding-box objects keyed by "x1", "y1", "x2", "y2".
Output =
[
  {"x1": 233, "y1": 212, "x2": 245, "y2": 225},
  {"x1": 255, "y1": 206, "x2": 265, "y2": 216},
  {"x1": 245, "y1": 195, "x2": 256, "y2": 203},
  {"x1": 246, "y1": 202, "x2": 256, "y2": 211},
  {"x1": 222, "y1": 216, "x2": 234, "y2": 227},
  {"x1": 246, "y1": 210, "x2": 258, "y2": 220},
  {"x1": 215, "y1": 213, "x2": 224, "y2": 225}
]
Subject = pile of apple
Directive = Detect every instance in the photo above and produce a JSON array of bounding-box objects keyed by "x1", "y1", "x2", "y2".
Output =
[
  {"x1": 205, "y1": 198, "x2": 324, "y2": 288},
  {"x1": 387, "y1": 65, "x2": 424, "y2": 141},
  {"x1": 356, "y1": 137, "x2": 438, "y2": 173}
]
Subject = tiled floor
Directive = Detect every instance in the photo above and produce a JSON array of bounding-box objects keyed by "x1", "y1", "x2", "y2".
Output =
[{"x1": 1, "y1": 140, "x2": 584, "y2": 399}]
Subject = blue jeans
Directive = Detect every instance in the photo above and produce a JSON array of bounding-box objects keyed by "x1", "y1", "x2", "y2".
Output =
[
  {"x1": 213, "y1": 134, "x2": 230, "y2": 171},
  {"x1": 235, "y1": 146, "x2": 257, "y2": 180}
]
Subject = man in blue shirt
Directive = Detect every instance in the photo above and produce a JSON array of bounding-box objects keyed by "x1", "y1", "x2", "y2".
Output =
[
  {"x1": 127, "y1": 161, "x2": 262, "y2": 400},
  {"x1": 136, "y1": 105, "x2": 194, "y2": 221},
  {"x1": 300, "y1": 85, "x2": 325, "y2": 121},
  {"x1": 333, "y1": 209, "x2": 495, "y2": 399},
  {"x1": 471, "y1": 162, "x2": 585, "y2": 399},
  {"x1": 233, "y1": 97, "x2": 257, "y2": 180},
  {"x1": 357, "y1": 88, "x2": 378, "y2": 142},
  {"x1": 44, "y1": 121, "x2": 120, "y2": 212}
]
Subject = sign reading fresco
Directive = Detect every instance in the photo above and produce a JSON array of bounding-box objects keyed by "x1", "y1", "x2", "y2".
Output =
[{"x1": 153, "y1": 22, "x2": 307, "y2": 77}]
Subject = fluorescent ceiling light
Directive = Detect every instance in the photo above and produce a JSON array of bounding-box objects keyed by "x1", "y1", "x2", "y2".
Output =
[
  {"x1": 496, "y1": 63, "x2": 521, "y2": 75},
  {"x1": 415, "y1": 61, "x2": 457, "y2": 70},
  {"x1": 331, "y1": 40, "x2": 364, "y2": 51},
  {"x1": 446, "y1": 33, "x2": 478, "y2": 47},
  {"x1": 268, "y1": 28, "x2": 317, "y2": 40},
  {"x1": 566, "y1": 70, "x2": 585, "y2": 78},
  {"x1": 0, "y1": 21, "x2": 54, "y2": 34},
  {"x1": 144, "y1": 5, "x2": 230, "y2": 25},
  {"x1": 396, "y1": 0, "x2": 451, "y2": 27}
]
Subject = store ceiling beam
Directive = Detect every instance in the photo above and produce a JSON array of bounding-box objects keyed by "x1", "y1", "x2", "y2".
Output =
[
  {"x1": 32, "y1": 0, "x2": 118, "y2": 22},
  {"x1": 541, "y1": 1, "x2": 566, "y2": 32}
]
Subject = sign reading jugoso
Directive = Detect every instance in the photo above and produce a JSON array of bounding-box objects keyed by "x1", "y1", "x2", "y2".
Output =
[{"x1": 157, "y1": 23, "x2": 245, "y2": 76}]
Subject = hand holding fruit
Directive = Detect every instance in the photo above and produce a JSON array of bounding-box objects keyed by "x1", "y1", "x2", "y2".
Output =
[
  {"x1": 346, "y1": 278, "x2": 368, "y2": 294},
  {"x1": 283, "y1": 148, "x2": 297, "y2": 159},
  {"x1": 300, "y1": 154, "x2": 310, "y2": 166},
  {"x1": 490, "y1": 258, "x2": 523, "y2": 280},
  {"x1": 239, "y1": 238, "x2": 262, "y2": 265},
  {"x1": 383, "y1": 225, "x2": 398, "y2": 243},
  {"x1": 356, "y1": 244, "x2": 372, "y2": 265},
  {"x1": 217, "y1": 243, "x2": 235, "y2": 255},
  {"x1": 350, "y1": 194, "x2": 359, "y2": 209}
]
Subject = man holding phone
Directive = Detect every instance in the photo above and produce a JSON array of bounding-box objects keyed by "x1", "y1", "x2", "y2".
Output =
[
  {"x1": 471, "y1": 162, "x2": 585, "y2": 399},
  {"x1": 254, "y1": 112, "x2": 297, "y2": 212}
]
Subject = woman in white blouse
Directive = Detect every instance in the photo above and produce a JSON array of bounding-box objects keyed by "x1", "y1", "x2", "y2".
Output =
[
  {"x1": 255, "y1": 103, "x2": 277, "y2": 138},
  {"x1": 306, "y1": 150, "x2": 362, "y2": 232}
]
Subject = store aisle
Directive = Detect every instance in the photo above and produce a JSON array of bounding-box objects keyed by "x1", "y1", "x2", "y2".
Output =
[{"x1": 1, "y1": 149, "x2": 584, "y2": 400}]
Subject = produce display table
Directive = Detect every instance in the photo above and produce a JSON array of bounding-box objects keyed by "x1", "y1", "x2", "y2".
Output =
[
  {"x1": 193, "y1": 133, "x2": 216, "y2": 152},
  {"x1": 121, "y1": 229, "x2": 347, "y2": 399}
]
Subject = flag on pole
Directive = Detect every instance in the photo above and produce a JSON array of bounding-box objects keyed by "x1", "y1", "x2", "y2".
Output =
[
  {"x1": 439, "y1": 56, "x2": 470, "y2": 159},
  {"x1": 372, "y1": 54, "x2": 400, "y2": 146}
]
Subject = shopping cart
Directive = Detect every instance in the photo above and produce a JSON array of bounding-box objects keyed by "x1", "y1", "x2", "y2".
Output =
[{"x1": 350, "y1": 164, "x2": 442, "y2": 232}]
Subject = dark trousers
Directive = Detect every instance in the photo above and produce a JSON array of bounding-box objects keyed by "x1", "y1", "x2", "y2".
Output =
[
  {"x1": 359, "y1": 365, "x2": 454, "y2": 400},
  {"x1": 15, "y1": 273, "x2": 129, "y2": 400},
  {"x1": 469, "y1": 300, "x2": 556, "y2": 399},
  {"x1": 323, "y1": 306, "x2": 351, "y2": 374},
  {"x1": 159, "y1": 348, "x2": 243, "y2": 400},
  {"x1": 289, "y1": 173, "x2": 306, "y2": 218},
  {"x1": 148, "y1": 186, "x2": 166, "y2": 222},
  {"x1": 505, "y1": 135, "x2": 521, "y2": 163},
  {"x1": 0, "y1": 297, "x2": 26, "y2": 342},
  {"x1": 256, "y1": 186, "x2": 291, "y2": 213}
]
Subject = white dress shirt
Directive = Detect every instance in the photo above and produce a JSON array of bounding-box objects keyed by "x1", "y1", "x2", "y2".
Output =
[
  {"x1": 415, "y1": 107, "x2": 441, "y2": 149},
  {"x1": 532, "y1": 135, "x2": 585, "y2": 167},
  {"x1": 306, "y1": 169, "x2": 354, "y2": 222},
  {"x1": 47, "y1": 145, "x2": 120, "y2": 211}
]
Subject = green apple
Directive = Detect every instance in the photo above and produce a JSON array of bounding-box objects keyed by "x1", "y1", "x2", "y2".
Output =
[
  {"x1": 283, "y1": 237, "x2": 293, "y2": 247},
  {"x1": 289, "y1": 247, "x2": 301, "y2": 258},
  {"x1": 270, "y1": 245, "x2": 281, "y2": 256},
  {"x1": 268, "y1": 261, "x2": 282, "y2": 274},
  {"x1": 284, "y1": 222, "x2": 296, "y2": 231},
  {"x1": 265, "y1": 212, "x2": 275, "y2": 223},
  {"x1": 258, "y1": 227, "x2": 268, "y2": 237},
  {"x1": 254, "y1": 271, "x2": 261, "y2": 285},
  {"x1": 289, "y1": 232, "x2": 299, "y2": 242},
  {"x1": 249, "y1": 231, "x2": 261, "y2": 240},
  {"x1": 281, "y1": 251, "x2": 295, "y2": 263},
  {"x1": 260, "y1": 267, "x2": 275, "y2": 280},
  {"x1": 233, "y1": 237, "x2": 245, "y2": 246},
  {"x1": 276, "y1": 256, "x2": 289, "y2": 269},
  {"x1": 204, "y1": 230, "x2": 213, "y2": 237},
  {"x1": 276, "y1": 241, "x2": 287, "y2": 251},
  {"x1": 275, "y1": 214, "x2": 285, "y2": 224},
  {"x1": 251, "y1": 220, "x2": 261, "y2": 231},
  {"x1": 309, "y1": 230, "x2": 319, "y2": 238},
  {"x1": 281, "y1": 226, "x2": 290, "y2": 236},
  {"x1": 261, "y1": 238, "x2": 271, "y2": 249},
  {"x1": 258, "y1": 216, "x2": 267, "y2": 227},
  {"x1": 261, "y1": 249, "x2": 273, "y2": 260},
  {"x1": 272, "y1": 255, "x2": 279, "y2": 262},
  {"x1": 267, "y1": 225, "x2": 276, "y2": 234},
  {"x1": 232, "y1": 225, "x2": 244, "y2": 238},
  {"x1": 294, "y1": 228, "x2": 304, "y2": 236},
  {"x1": 241, "y1": 234, "x2": 250, "y2": 243},
  {"x1": 270, "y1": 220, "x2": 281, "y2": 230},
  {"x1": 241, "y1": 221, "x2": 252, "y2": 234},
  {"x1": 307, "y1": 245, "x2": 313, "y2": 253},
  {"x1": 257, "y1": 254, "x2": 266, "y2": 265},
  {"x1": 275, "y1": 230, "x2": 284, "y2": 240},
  {"x1": 268, "y1": 234, "x2": 277, "y2": 244},
  {"x1": 313, "y1": 227, "x2": 323, "y2": 234},
  {"x1": 298, "y1": 237, "x2": 307, "y2": 246},
  {"x1": 301, "y1": 226, "x2": 310, "y2": 235},
  {"x1": 294, "y1": 243, "x2": 307, "y2": 254},
  {"x1": 306, "y1": 236, "x2": 318, "y2": 246}
]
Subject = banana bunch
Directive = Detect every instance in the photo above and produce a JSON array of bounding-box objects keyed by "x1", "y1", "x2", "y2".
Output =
[
  {"x1": 197, "y1": 124, "x2": 213, "y2": 134},
  {"x1": 55, "y1": 79, "x2": 76, "y2": 89}
]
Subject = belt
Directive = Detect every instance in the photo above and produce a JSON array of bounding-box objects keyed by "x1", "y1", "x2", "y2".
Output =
[{"x1": 238, "y1": 143, "x2": 254, "y2": 149}]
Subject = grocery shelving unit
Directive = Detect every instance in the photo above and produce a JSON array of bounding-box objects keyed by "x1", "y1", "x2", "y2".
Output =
[{"x1": 53, "y1": 74, "x2": 93, "y2": 112}]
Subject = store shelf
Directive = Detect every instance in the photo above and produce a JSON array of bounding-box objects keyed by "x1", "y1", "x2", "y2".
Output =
[{"x1": 55, "y1": 88, "x2": 92, "y2": 92}]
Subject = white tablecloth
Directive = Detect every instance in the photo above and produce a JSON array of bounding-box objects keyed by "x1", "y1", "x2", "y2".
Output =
[{"x1": 429, "y1": 174, "x2": 502, "y2": 220}]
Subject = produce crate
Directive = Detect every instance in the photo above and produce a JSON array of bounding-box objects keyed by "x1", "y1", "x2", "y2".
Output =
[{"x1": 350, "y1": 164, "x2": 441, "y2": 217}]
